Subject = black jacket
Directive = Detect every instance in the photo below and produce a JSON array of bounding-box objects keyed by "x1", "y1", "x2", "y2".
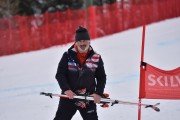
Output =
[{"x1": 55, "y1": 45, "x2": 106, "y2": 96}]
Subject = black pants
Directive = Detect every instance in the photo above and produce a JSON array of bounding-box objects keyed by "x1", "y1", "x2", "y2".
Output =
[{"x1": 54, "y1": 98, "x2": 98, "y2": 120}]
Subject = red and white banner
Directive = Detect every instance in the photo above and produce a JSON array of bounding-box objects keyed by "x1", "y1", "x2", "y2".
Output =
[{"x1": 139, "y1": 63, "x2": 180, "y2": 99}]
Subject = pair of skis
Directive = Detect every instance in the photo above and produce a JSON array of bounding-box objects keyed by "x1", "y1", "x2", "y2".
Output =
[{"x1": 40, "y1": 92, "x2": 160, "y2": 112}]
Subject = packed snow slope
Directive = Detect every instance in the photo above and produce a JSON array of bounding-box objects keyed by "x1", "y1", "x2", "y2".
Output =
[{"x1": 0, "y1": 17, "x2": 180, "y2": 120}]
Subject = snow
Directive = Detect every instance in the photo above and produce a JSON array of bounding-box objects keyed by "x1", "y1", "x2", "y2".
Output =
[{"x1": 0, "y1": 17, "x2": 180, "y2": 120}]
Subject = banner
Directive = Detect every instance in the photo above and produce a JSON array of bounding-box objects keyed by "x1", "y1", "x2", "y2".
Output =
[{"x1": 139, "y1": 62, "x2": 180, "y2": 99}]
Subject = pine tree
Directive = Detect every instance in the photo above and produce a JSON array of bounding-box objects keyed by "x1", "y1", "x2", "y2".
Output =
[{"x1": 0, "y1": 0, "x2": 20, "y2": 18}]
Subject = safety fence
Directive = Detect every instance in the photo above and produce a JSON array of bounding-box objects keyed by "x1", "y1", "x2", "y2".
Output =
[{"x1": 0, "y1": 0, "x2": 180, "y2": 56}]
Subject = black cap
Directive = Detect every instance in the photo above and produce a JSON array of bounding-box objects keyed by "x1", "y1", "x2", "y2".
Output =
[{"x1": 75, "y1": 26, "x2": 90, "y2": 42}]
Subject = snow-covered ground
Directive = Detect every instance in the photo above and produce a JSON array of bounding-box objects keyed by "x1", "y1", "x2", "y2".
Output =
[{"x1": 0, "y1": 17, "x2": 180, "y2": 120}]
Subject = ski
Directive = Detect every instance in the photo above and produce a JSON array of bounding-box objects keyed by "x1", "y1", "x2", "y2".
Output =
[{"x1": 40, "y1": 92, "x2": 160, "y2": 112}]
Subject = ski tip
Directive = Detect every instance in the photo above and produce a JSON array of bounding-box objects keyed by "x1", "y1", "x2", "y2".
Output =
[
  {"x1": 145, "y1": 103, "x2": 160, "y2": 112},
  {"x1": 155, "y1": 103, "x2": 160, "y2": 106},
  {"x1": 40, "y1": 92, "x2": 45, "y2": 95},
  {"x1": 153, "y1": 107, "x2": 160, "y2": 112},
  {"x1": 40, "y1": 92, "x2": 53, "y2": 98}
]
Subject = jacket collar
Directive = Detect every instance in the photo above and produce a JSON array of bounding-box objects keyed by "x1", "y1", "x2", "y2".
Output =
[{"x1": 68, "y1": 44, "x2": 95, "y2": 64}]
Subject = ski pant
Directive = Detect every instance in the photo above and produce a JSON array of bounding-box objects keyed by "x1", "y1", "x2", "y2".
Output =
[{"x1": 54, "y1": 98, "x2": 98, "y2": 120}]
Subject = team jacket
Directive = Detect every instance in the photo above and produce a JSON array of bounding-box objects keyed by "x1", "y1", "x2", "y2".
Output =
[{"x1": 55, "y1": 45, "x2": 106, "y2": 96}]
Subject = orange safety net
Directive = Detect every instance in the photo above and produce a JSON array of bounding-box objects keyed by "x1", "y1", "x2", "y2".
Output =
[
  {"x1": 139, "y1": 63, "x2": 180, "y2": 99},
  {"x1": 0, "y1": 0, "x2": 180, "y2": 56}
]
